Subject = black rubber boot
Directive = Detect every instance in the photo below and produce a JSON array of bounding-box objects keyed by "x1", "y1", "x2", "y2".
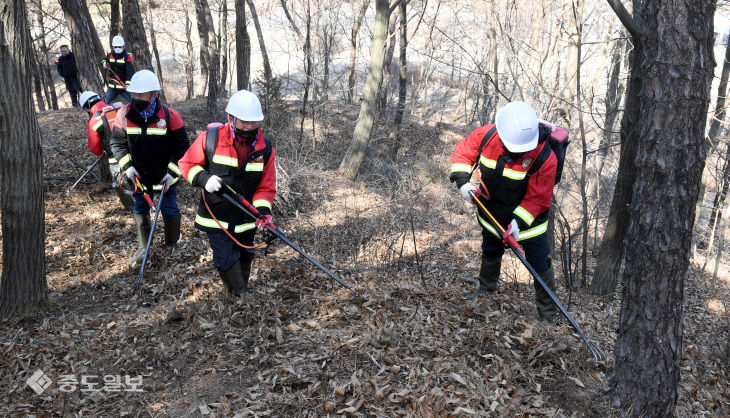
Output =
[
  {"x1": 220, "y1": 261, "x2": 247, "y2": 296},
  {"x1": 238, "y1": 259, "x2": 252, "y2": 294},
  {"x1": 129, "y1": 213, "x2": 151, "y2": 267},
  {"x1": 534, "y1": 266, "x2": 557, "y2": 325},
  {"x1": 465, "y1": 255, "x2": 501, "y2": 300},
  {"x1": 163, "y1": 213, "x2": 181, "y2": 249}
]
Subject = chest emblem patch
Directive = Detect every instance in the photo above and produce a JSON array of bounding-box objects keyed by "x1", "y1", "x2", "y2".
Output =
[
  {"x1": 522, "y1": 158, "x2": 532, "y2": 169},
  {"x1": 157, "y1": 119, "x2": 166, "y2": 128}
]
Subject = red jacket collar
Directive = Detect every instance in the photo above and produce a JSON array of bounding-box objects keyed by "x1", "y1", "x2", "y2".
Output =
[
  {"x1": 222, "y1": 123, "x2": 266, "y2": 152},
  {"x1": 89, "y1": 101, "x2": 108, "y2": 116}
]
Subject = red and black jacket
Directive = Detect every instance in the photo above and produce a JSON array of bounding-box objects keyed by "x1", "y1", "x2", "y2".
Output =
[
  {"x1": 87, "y1": 101, "x2": 119, "y2": 159},
  {"x1": 106, "y1": 50, "x2": 135, "y2": 90},
  {"x1": 450, "y1": 123, "x2": 557, "y2": 241},
  {"x1": 178, "y1": 123, "x2": 276, "y2": 235},
  {"x1": 110, "y1": 100, "x2": 189, "y2": 191}
]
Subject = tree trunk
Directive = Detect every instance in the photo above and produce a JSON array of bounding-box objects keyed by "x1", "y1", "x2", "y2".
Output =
[
  {"x1": 339, "y1": 0, "x2": 389, "y2": 180},
  {"x1": 196, "y1": 0, "x2": 219, "y2": 118},
  {"x1": 0, "y1": 0, "x2": 47, "y2": 318},
  {"x1": 34, "y1": 2, "x2": 58, "y2": 110},
  {"x1": 378, "y1": 12, "x2": 399, "y2": 114},
  {"x1": 706, "y1": 150, "x2": 730, "y2": 249},
  {"x1": 58, "y1": 0, "x2": 105, "y2": 92},
  {"x1": 605, "y1": 1, "x2": 715, "y2": 415},
  {"x1": 194, "y1": 0, "x2": 210, "y2": 95},
  {"x1": 120, "y1": 0, "x2": 152, "y2": 70},
  {"x1": 347, "y1": 0, "x2": 370, "y2": 103},
  {"x1": 299, "y1": 0, "x2": 312, "y2": 143},
  {"x1": 185, "y1": 8, "x2": 195, "y2": 99},
  {"x1": 146, "y1": 2, "x2": 166, "y2": 102},
  {"x1": 109, "y1": 0, "x2": 120, "y2": 46},
  {"x1": 220, "y1": 1, "x2": 228, "y2": 94},
  {"x1": 245, "y1": 0, "x2": 272, "y2": 84},
  {"x1": 559, "y1": 0, "x2": 584, "y2": 126},
  {"x1": 235, "y1": 0, "x2": 250, "y2": 90},
  {"x1": 389, "y1": 0, "x2": 407, "y2": 160},
  {"x1": 591, "y1": 35, "x2": 642, "y2": 298},
  {"x1": 573, "y1": 6, "x2": 588, "y2": 287},
  {"x1": 32, "y1": 53, "x2": 46, "y2": 111}
]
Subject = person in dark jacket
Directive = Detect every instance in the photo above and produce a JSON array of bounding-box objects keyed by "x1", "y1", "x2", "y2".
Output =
[
  {"x1": 110, "y1": 70, "x2": 189, "y2": 266},
  {"x1": 55, "y1": 45, "x2": 81, "y2": 107},
  {"x1": 102, "y1": 35, "x2": 135, "y2": 104}
]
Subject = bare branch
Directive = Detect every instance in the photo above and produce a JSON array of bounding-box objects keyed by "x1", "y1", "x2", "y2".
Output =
[{"x1": 605, "y1": 0, "x2": 642, "y2": 40}]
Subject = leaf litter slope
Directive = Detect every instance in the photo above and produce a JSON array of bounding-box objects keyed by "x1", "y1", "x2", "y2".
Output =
[{"x1": 0, "y1": 100, "x2": 727, "y2": 416}]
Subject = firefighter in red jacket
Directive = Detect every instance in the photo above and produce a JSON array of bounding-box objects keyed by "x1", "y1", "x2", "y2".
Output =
[
  {"x1": 102, "y1": 35, "x2": 134, "y2": 104},
  {"x1": 450, "y1": 101, "x2": 558, "y2": 324},
  {"x1": 110, "y1": 70, "x2": 189, "y2": 266},
  {"x1": 79, "y1": 90, "x2": 134, "y2": 210},
  {"x1": 178, "y1": 90, "x2": 276, "y2": 296}
]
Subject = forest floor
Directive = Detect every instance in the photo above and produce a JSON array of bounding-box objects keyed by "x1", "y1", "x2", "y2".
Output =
[{"x1": 0, "y1": 99, "x2": 728, "y2": 416}]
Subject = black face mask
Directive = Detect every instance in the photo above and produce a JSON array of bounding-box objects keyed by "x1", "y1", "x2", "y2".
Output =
[
  {"x1": 235, "y1": 128, "x2": 258, "y2": 140},
  {"x1": 131, "y1": 99, "x2": 150, "y2": 112}
]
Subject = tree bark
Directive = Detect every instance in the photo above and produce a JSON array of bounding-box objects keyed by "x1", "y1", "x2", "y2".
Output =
[
  {"x1": 120, "y1": 0, "x2": 152, "y2": 70},
  {"x1": 347, "y1": 0, "x2": 370, "y2": 104},
  {"x1": 339, "y1": 0, "x2": 389, "y2": 180},
  {"x1": 0, "y1": 0, "x2": 47, "y2": 318},
  {"x1": 34, "y1": 2, "x2": 58, "y2": 110},
  {"x1": 378, "y1": 12, "x2": 399, "y2": 113},
  {"x1": 220, "y1": 1, "x2": 228, "y2": 94},
  {"x1": 235, "y1": 0, "x2": 250, "y2": 90},
  {"x1": 32, "y1": 51, "x2": 46, "y2": 111},
  {"x1": 605, "y1": 1, "x2": 715, "y2": 415},
  {"x1": 184, "y1": 8, "x2": 195, "y2": 99},
  {"x1": 194, "y1": 0, "x2": 210, "y2": 95},
  {"x1": 245, "y1": 0, "x2": 272, "y2": 84},
  {"x1": 389, "y1": 0, "x2": 407, "y2": 159},
  {"x1": 196, "y1": 0, "x2": 219, "y2": 118},
  {"x1": 280, "y1": 0, "x2": 301, "y2": 39},
  {"x1": 58, "y1": 0, "x2": 105, "y2": 92},
  {"x1": 109, "y1": 0, "x2": 120, "y2": 46},
  {"x1": 145, "y1": 2, "x2": 166, "y2": 102},
  {"x1": 299, "y1": 0, "x2": 312, "y2": 143}
]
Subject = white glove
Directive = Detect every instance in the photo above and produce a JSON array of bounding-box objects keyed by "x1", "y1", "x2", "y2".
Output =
[
  {"x1": 504, "y1": 219, "x2": 520, "y2": 241},
  {"x1": 205, "y1": 175, "x2": 222, "y2": 193},
  {"x1": 160, "y1": 173, "x2": 174, "y2": 192},
  {"x1": 125, "y1": 166, "x2": 139, "y2": 180},
  {"x1": 102, "y1": 60, "x2": 109, "y2": 69},
  {"x1": 460, "y1": 183, "x2": 477, "y2": 204}
]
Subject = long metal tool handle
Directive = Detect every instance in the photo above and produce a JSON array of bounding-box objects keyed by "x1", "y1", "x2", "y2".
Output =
[
  {"x1": 469, "y1": 190, "x2": 603, "y2": 359},
  {"x1": 135, "y1": 189, "x2": 165, "y2": 290},
  {"x1": 69, "y1": 155, "x2": 103, "y2": 191},
  {"x1": 219, "y1": 191, "x2": 359, "y2": 296}
]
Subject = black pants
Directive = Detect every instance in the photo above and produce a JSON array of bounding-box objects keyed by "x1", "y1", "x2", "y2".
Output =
[
  {"x1": 64, "y1": 77, "x2": 81, "y2": 107},
  {"x1": 206, "y1": 230, "x2": 256, "y2": 271},
  {"x1": 481, "y1": 228, "x2": 550, "y2": 271}
]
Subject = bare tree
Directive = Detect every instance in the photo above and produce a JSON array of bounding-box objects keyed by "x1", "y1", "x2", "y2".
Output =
[
  {"x1": 0, "y1": 0, "x2": 47, "y2": 318},
  {"x1": 58, "y1": 0, "x2": 105, "y2": 92},
  {"x1": 121, "y1": 0, "x2": 153, "y2": 70},
  {"x1": 145, "y1": 1, "x2": 166, "y2": 102},
  {"x1": 246, "y1": 0, "x2": 272, "y2": 84},
  {"x1": 389, "y1": 0, "x2": 407, "y2": 159},
  {"x1": 235, "y1": 0, "x2": 251, "y2": 90},
  {"x1": 194, "y1": 0, "x2": 210, "y2": 94},
  {"x1": 347, "y1": 0, "x2": 370, "y2": 103},
  {"x1": 110, "y1": 0, "x2": 120, "y2": 46},
  {"x1": 195, "y1": 0, "x2": 220, "y2": 118},
  {"x1": 602, "y1": 0, "x2": 715, "y2": 415},
  {"x1": 299, "y1": 0, "x2": 312, "y2": 142},
  {"x1": 184, "y1": 7, "x2": 195, "y2": 99},
  {"x1": 339, "y1": 0, "x2": 391, "y2": 180},
  {"x1": 31, "y1": 0, "x2": 58, "y2": 110}
]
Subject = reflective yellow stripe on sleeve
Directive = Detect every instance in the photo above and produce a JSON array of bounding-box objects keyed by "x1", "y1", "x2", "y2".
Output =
[
  {"x1": 108, "y1": 157, "x2": 118, "y2": 164},
  {"x1": 451, "y1": 163, "x2": 472, "y2": 173},
  {"x1": 513, "y1": 206, "x2": 535, "y2": 226},
  {"x1": 92, "y1": 119, "x2": 104, "y2": 131},
  {"x1": 118, "y1": 154, "x2": 131, "y2": 168},
  {"x1": 234, "y1": 223, "x2": 256, "y2": 233},
  {"x1": 196, "y1": 214, "x2": 228, "y2": 229},
  {"x1": 480, "y1": 155, "x2": 497, "y2": 169},
  {"x1": 212, "y1": 155, "x2": 238, "y2": 167},
  {"x1": 517, "y1": 220, "x2": 548, "y2": 241},
  {"x1": 167, "y1": 162, "x2": 181, "y2": 175},
  {"x1": 187, "y1": 166, "x2": 204, "y2": 184},
  {"x1": 253, "y1": 199, "x2": 272, "y2": 210}
]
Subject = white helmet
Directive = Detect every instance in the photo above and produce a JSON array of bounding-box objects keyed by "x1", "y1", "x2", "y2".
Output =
[
  {"x1": 495, "y1": 101, "x2": 539, "y2": 153},
  {"x1": 225, "y1": 90, "x2": 264, "y2": 121},
  {"x1": 127, "y1": 70, "x2": 161, "y2": 93},
  {"x1": 79, "y1": 91, "x2": 101, "y2": 109},
  {"x1": 112, "y1": 35, "x2": 125, "y2": 47}
]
